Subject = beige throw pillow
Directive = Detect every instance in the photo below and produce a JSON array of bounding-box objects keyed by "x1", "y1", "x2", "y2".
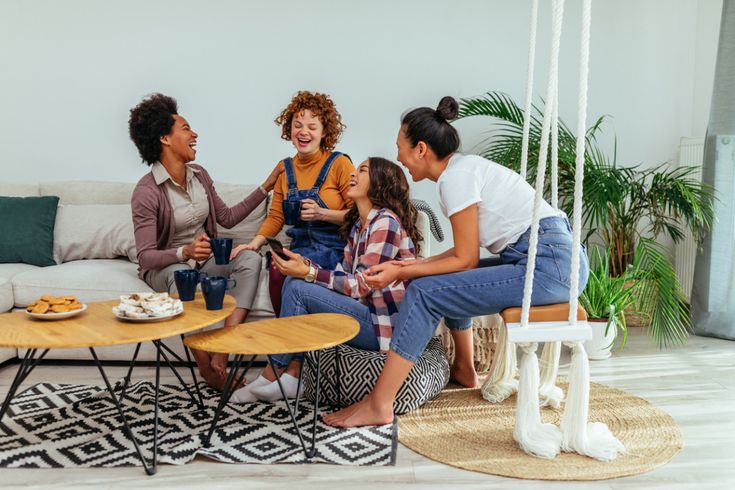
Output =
[
  {"x1": 53, "y1": 204, "x2": 137, "y2": 264},
  {"x1": 213, "y1": 182, "x2": 270, "y2": 245}
]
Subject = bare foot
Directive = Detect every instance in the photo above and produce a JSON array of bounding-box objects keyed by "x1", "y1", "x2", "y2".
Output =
[
  {"x1": 451, "y1": 362, "x2": 479, "y2": 388},
  {"x1": 322, "y1": 396, "x2": 394, "y2": 428},
  {"x1": 210, "y1": 356, "x2": 228, "y2": 378},
  {"x1": 200, "y1": 369, "x2": 228, "y2": 391}
]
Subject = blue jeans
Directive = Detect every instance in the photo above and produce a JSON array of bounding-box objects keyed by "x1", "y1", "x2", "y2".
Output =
[
  {"x1": 390, "y1": 216, "x2": 589, "y2": 362},
  {"x1": 288, "y1": 225, "x2": 345, "y2": 269},
  {"x1": 270, "y1": 277, "x2": 380, "y2": 369}
]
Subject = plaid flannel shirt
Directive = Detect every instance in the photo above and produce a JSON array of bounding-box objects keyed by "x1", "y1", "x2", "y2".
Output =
[{"x1": 313, "y1": 207, "x2": 416, "y2": 351}]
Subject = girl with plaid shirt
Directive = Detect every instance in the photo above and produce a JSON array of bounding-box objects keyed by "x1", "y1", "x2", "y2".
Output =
[{"x1": 231, "y1": 157, "x2": 423, "y2": 403}]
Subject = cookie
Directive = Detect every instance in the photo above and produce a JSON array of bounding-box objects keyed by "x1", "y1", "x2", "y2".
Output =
[{"x1": 32, "y1": 302, "x2": 50, "y2": 314}]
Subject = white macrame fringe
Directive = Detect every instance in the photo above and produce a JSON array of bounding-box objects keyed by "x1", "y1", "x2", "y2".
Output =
[
  {"x1": 514, "y1": 343, "x2": 561, "y2": 459},
  {"x1": 481, "y1": 321, "x2": 518, "y2": 403},
  {"x1": 560, "y1": 342, "x2": 626, "y2": 461},
  {"x1": 538, "y1": 341, "x2": 563, "y2": 408}
]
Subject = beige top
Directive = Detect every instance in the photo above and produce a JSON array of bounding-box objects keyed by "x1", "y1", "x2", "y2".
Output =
[{"x1": 152, "y1": 162, "x2": 209, "y2": 263}]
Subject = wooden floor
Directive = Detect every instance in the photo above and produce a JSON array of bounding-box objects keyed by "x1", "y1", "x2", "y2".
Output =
[{"x1": 1, "y1": 328, "x2": 733, "y2": 489}]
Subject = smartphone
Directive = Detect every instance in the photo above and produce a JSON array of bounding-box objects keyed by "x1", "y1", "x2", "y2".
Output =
[{"x1": 265, "y1": 236, "x2": 290, "y2": 260}]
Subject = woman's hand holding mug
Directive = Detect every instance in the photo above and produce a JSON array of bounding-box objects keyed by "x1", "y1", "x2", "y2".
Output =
[
  {"x1": 299, "y1": 199, "x2": 323, "y2": 222},
  {"x1": 183, "y1": 233, "x2": 212, "y2": 261}
]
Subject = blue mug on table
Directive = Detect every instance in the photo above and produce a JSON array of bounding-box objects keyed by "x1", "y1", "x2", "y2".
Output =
[
  {"x1": 173, "y1": 269, "x2": 202, "y2": 301},
  {"x1": 200, "y1": 275, "x2": 236, "y2": 310},
  {"x1": 209, "y1": 237, "x2": 233, "y2": 265}
]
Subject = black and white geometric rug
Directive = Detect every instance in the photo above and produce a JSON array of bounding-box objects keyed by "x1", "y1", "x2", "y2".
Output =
[{"x1": 0, "y1": 381, "x2": 397, "y2": 468}]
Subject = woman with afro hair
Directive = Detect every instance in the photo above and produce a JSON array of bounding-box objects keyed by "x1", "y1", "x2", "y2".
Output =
[
  {"x1": 231, "y1": 91, "x2": 355, "y2": 317},
  {"x1": 128, "y1": 93, "x2": 283, "y2": 390}
]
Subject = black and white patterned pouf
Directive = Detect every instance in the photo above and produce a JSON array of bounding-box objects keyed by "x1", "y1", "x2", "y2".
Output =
[{"x1": 303, "y1": 337, "x2": 450, "y2": 415}]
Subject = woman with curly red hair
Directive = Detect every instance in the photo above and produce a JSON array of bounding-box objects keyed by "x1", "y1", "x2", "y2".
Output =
[{"x1": 231, "y1": 91, "x2": 355, "y2": 315}]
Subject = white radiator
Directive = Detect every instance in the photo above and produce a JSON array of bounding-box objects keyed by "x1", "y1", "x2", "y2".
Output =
[{"x1": 675, "y1": 137, "x2": 704, "y2": 302}]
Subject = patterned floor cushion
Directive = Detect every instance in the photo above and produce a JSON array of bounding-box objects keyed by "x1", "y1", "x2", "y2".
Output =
[{"x1": 302, "y1": 337, "x2": 450, "y2": 415}]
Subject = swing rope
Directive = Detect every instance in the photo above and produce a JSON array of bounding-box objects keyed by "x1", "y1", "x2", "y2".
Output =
[{"x1": 519, "y1": 0, "x2": 539, "y2": 181}]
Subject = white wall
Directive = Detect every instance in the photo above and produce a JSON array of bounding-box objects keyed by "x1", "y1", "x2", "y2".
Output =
[{"x1": 0, "y1": 0, "x2": 722, "y2": 253}]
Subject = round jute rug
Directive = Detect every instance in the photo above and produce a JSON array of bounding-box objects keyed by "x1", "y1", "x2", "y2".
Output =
[{"x1": 398, "y1": 380, "x2": 682, "y2": 481}]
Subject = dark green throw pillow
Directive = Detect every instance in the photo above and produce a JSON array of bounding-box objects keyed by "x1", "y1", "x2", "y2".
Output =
[{"x1": 0, "y1": 196, "x2": 60, "y2": 267}]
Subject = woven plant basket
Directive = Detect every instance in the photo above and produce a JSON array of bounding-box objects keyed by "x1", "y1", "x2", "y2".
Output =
[{"x1": 440, "y1": 314, "x2": 501, "y2": 375}]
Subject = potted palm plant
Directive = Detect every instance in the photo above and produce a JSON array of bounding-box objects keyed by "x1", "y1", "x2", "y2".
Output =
[
  {"x1": 457, "y1": 91, "x2": 715, "y2": 348},
  {"x1": 579, "y1": 246, "x2": 640, "y2": 359}
]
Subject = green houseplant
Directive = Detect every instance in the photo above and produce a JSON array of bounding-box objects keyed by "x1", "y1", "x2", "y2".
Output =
[
  {"x1": 457, "y1": 91, "x2": 715, "y2": 348},
  {"x1": 579, "y1": 246, "x2": 640, "y2": 358}
]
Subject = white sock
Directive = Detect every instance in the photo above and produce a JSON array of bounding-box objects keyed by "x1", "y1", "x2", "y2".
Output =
[
  {"x1": 229, "y1": 375, "x2": 270, "y2": 404},
  {"x1": 250, "y1": 373, "x2": 303, "y2": 402}
]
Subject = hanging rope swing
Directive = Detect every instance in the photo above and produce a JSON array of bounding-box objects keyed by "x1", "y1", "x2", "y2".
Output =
[{"x1": 481, "y1": 0, "x2": 625, "y2": 461}]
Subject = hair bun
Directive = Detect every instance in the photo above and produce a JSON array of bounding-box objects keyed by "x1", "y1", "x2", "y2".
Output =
[{"x1": 436, "y1": 96, "x2": 459, "y2": 121}]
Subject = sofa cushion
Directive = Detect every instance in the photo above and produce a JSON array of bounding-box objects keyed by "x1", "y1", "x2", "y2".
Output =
[
  {"x1": 0, "y1": 263, "x2": 39, "y2": 280},
  {"x1": 0, "y1": 276, "x2": 13, "y2": 313},
  {"x1": 53, "y1": 204, "x2": 137, "y2": 264},
  {"x1": 11, "y1": 259, "x2": 151, "y2": 306},
  {"x1": 40, "y1": 181, "x2": 135, "y2": 205},
  {"x1": 213, "y1": 182, "x2": 269, "y2": 246},
  {"x1": 0, "y1": 196, "x2": 60, "y2": 267},
  {"x1": 0, "y1": 183, "x2": 39, "y2": 197},
  {"x1": 303, "y1": 336, "x2": 450, "y2": 415}
]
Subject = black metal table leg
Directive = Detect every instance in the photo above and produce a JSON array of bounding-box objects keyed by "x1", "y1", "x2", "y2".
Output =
[
  {"x1": 89, "y1": 347, "x2": 159, "y2": 476},
  {"x1": 203, "y1": 354, "x2": 245, "y2": 447},
  {"x1": 152, "y1": 340, "x2": 202, "y2": 409},
  {"x1": 0, "y1": 348, "x2": 50, "y2": 423},
  {"x1": 115, "y1": 343, "x2": 142, "y2": 405},
  {"x1": 267, "y1": 352, "x2": 322, "y2": 459},
  {"x1": 180, "y1": 334, "x2": 205, "y2": 407},
  {"x1": 152, "y1": 344, "x2": 161, "y2": 471},
  {"x1": 335, "y1": 345, "x2": 342, "y2": 408}
]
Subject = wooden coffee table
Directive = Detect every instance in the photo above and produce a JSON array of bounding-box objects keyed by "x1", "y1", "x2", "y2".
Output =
[
  {"x1": 0, "y1": 293, "x2": 235, "y2": 475},
  {"x1": 185, "y1": 313, "x2": 359, "y2": 458}
]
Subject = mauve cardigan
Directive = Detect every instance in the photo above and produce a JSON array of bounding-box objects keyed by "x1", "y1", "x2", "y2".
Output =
[{"x1": 131, "y1": 164, "x2": 267, "y2": 279}]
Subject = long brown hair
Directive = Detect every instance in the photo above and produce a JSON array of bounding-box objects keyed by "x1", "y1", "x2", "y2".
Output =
[{"x1": 340, "y1": 157, "x2": 422, "y2": 255}]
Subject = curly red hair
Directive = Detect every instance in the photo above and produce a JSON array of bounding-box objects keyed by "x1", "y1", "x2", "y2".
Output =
[{"x1": 275, "y1": 91, "x2": 345, "y2": 152}]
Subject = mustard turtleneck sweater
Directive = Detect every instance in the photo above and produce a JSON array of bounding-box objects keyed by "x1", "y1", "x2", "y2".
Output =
[{"x1": 257, "y1": 149, "x2": 355, "y2": 237}]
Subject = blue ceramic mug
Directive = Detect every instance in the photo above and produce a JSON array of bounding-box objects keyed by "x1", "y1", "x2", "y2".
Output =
[
  {"x1": 209, "y1": 237, "x2": 233, "y2": 265},
  {"x1": 200, "y1": 275, "x2": 236, "y2": 310},
  {"x1": 173, "y1": 269, "x2": 201, "y2": 301},
  {"x1": 282, "y1": 200, "x2": 302, "y2": 226}
]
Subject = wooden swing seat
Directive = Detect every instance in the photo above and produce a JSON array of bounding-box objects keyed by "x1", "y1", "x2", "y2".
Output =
[{"x1": 501, "y1": 302, "x2": 591, "y2": 343}]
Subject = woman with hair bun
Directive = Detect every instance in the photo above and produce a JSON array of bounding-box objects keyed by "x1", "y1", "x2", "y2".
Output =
[{"x1": 322, "y1": 96, "x2": 589, "y2": 428}]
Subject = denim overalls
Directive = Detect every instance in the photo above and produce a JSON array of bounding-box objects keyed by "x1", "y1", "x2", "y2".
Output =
[{"x1": 282, "y1": 151, "x2": 348, "y2": 269}]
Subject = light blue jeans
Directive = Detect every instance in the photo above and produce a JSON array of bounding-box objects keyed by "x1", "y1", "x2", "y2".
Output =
[
  {"x1": 270, "y1": 277, "x2": 380, "y2": 369},
  {"x1": 390, "y1": 216, "x2": 589, "y2": 362}
]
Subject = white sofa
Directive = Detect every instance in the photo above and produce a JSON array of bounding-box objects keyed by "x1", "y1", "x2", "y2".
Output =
[{"x1": 0, "y1": 180, "x2": 431, "y2": 365}]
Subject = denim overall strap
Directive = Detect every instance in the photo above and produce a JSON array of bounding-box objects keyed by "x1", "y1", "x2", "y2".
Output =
[
  {"x1": 283, "y1": 157, "x2": 299, "y2": 199},
  {"x1": 310, "y1": 151, "x2": 343, "y2": 193}
]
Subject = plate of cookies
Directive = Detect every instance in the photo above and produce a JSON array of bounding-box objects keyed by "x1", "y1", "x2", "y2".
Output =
[
  {"x1": 112, "y1": 292, "x2": 183, "y2": 322},
  {"x1": 26, "y1": 295, "x2": 87, "y2": 320}
]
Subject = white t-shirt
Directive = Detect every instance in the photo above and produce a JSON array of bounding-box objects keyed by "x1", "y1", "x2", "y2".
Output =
[{"x1": 437, "y1": 153, "x2": 561, "y2": 254}]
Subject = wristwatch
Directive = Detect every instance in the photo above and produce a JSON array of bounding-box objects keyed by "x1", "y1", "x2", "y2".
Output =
[{"x1": 304, "y1": 264, "x2": 317, "y2": 283}]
